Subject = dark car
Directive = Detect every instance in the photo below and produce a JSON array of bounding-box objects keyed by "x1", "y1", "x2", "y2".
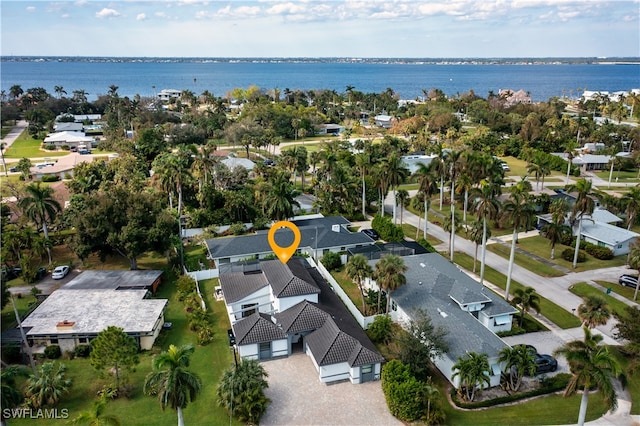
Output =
[
  {"x1": 619, "y1": 274, "x2": 638, "y2": 288},
  {"x1": 35, "y1": 267, "x2": 47, "y2": 281},
  {"x1": 534, "y1": 354, "x2": 558, "y2": 374},
  {"x1": 361, "y1": 228, "x2": 379, "y2": 240}
]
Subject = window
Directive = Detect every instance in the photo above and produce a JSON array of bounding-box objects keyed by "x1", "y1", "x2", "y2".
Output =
[
  {"x1": 241, "y1": 303, "x2": 258, "y2": 318},
  {"x1": 391, "y1": 301, "x2": 397, "y2": 312},
  {"x1": 78, "y1": 337, "x2": 88, "y2": 344},
  {"x1": 598, "y1": 241, "x2": 606, "y2": 247},
  {"x1": 50, "y1": 337, "x2": 59, "y2": 344}
]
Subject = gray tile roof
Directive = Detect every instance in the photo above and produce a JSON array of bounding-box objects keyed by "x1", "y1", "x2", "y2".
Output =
[
  {"x1": 305, "y1": 318, "x2": 385, "y2": 367},
  {"x1": 381, "y1": 253, "x2": 512, "y2": 359},
  {"x1": 275, "y1": 300, "x2": 329, "y2": 334},
  {"x1": 218, "y1": 270, "x2": 268, "y2": 303},
  {"x1": 62, "y1": 270, "x2": 163, "y2": 291},
  {"x1": 262, "y1": 259, "x2": 320, "y2": 298},
  {"x1": 233, "y1": 312, "x2": 285, "y2": 345},
  {"x1": 205, "y1": 216, "x2": 374, "y2": 260}
]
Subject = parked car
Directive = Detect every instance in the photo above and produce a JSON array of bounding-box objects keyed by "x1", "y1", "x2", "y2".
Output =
[
  {"x1": 2, "y1": 267, "x2": 22, "y2": 281},
  {"x1": 78, "y1": 149, "x2": 91, "y2": 155},
  {"x1": 534, "y1": 354, "x2": 558, "y2": 374},
  {"x1": 9, "y1": 167, "x2": 17, "y2": 172},
  {"x1": 52, "y1": 265, "x2": 70, "y2": 280},
  {"x1": 619, "y1": 274, "x2": 638, "y2": 288},
  {"x1": 361, "y1": 228, "x2": 379, "y2": 240},
  {"x1": 501, "y1": 163, "x2": 510, "y2": 171},
  {"x1": 35, "y1": 267, "x2": 47, "y2": 281}
]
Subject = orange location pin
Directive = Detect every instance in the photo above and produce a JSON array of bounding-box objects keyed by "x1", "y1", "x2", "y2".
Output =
[{"x1": 268, "y1": 221, "x2": 301, "y2": 264}]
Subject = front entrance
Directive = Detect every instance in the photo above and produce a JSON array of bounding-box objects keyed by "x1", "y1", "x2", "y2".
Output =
[
  {"x1": 259, "y1": 342, "x2": 271, "y2": 359},
  {"x1": 360, "y1": 364, "x2": 374, "y2": 383}
]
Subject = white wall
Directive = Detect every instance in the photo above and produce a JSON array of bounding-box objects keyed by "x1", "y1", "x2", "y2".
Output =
[
  {"x1": 479, "y1": 313, "x2": 513, "y2": 334},
  {"x1": 274, "y1": 294, "x2": 319, "y2": 312},
  {"x1": 239, "y1": 343, "x2": 259, "y2": 360},
  {"x1": 272, "y1": 339, "x2": 289, "y2": 357},
  {"x1": 228, "y1": 287, "x2": 272, "y2": 323},
  {"x1": 319, "y1": 362, "x2": 351, "y2": 383}
]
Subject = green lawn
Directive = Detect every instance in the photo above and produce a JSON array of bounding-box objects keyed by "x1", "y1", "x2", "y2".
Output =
[
  {"x1": 486, "y1": 242, "x2": 566, "y2": 278},
  {"x1": 453, "y1": 252, "x2": 582, "y2": 329},
  {"x1": 568, "y1": 282, "x2": 635, "y2": 318},
  {"x1": 3, "y1": 131, "x2": 69, "y2": 159},
  {"x1": 499, "y1": 235, "x2": 628, "y2": 273},
  {"x1": 611, "y1": 346, "x2": 640, "y2": 415},
  {"x1": 595, "y1": 280, "x2": 639, "y2": 302},
  {"x1": 400, "y1": 222, "x2": 443, "y2": 246}
]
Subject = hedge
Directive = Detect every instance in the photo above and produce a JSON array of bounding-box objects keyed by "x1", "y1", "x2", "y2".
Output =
[
  {"x1": 372, "y1": 215, "x2": 404, "y2": 242},
  {"x1": 381, "y1": 360, "x2": 428, "y2": 422},
  {"x1": 562, "y1": 248, "x2": 586, "y2": 263}
]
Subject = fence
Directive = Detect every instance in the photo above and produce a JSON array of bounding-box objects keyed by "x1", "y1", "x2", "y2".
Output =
[{"x1": 311, "y1": 258, "x2": 377, "y2": 329}]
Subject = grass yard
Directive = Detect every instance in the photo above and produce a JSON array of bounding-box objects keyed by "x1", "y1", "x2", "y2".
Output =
[
  {"x1": 9, "y1": 272, "x2": 242, "y2": 426},
  {"x1": 568, "y1": 282, "x2": 635, "y2": 318},
  {"x1": 400, "y1": 222, "x2": 443, "y2": 246},
  {"x1": 1, "y1": 293, "x2": 38, "y2": 331},
  {"x1": 498, "y1": 235, "x2": 628, "y2": 273},
  {"x1": 3, "y1": 132, "x2": 69, "y2": 159},
  {"x1": 595, "y1": 280, "x2": 639, "y2": 302},
  {"x1": 611, "y1": 346, "x2": 640, "y2": 415},
  {"x1": 331, "y1": 268, "x2": 368, "y2": 313},
  {"x1": 486, "y1": 242, "x2": 566, "y2": 278},
  {"x1": 453, "y1": 252, "x2": 582, "y2": 329}
]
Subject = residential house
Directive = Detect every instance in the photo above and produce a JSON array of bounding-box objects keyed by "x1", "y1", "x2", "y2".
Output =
[
  {"x1": 574, "y1": 218, "x2": 639, "y2": 256},
  {"x1": 401, "y1": 153, "x2": 437, "y2": 174},
  {"x1": 52, "y1": 122, "x2": 84, "y2": 133},
  {"x1": 157, "y1": 89, "x2": 182, "y2": 101},
  {"x1": 220, "y1": 257, "x2": 384, "y2": 384},
  {"x1": 43, "y1": 131, "x2": 95, "y2": 150},
  {"x1": 317, "y1": 123, "x2": 345, "y2": 135},
  {"x1": 205, "y1": 215, "x2": 375, "y2": 265},
  {"x1": 374, "y1": 114, "x2": 393, "y2": 129},
  {"x1": 17, "y1": 270, "x2": 167, "y2": 353},
  {"x1": 498, "y1": 89, "x2": 532, "y2": 107},
  {"x1": 367, "y1": 253, "x2": 517, "y2": 388}
]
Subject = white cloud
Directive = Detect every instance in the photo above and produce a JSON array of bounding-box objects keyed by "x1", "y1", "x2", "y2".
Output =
[
  {"x1": 61, "y1": 13, "x2": 70, "y2": 19},
  {"x1": 95, "y1": 8, "x2": 121, "y2": 19},
  {"x1": 136, "y1": 13, "x2": 147, "y2": 21},
  {"x1": 26, "y1": 6, "x2": 36, "y2": 12}
]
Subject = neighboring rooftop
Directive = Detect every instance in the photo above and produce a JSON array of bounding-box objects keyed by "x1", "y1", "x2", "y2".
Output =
[{"x1": 62, "y1": 270, "x2": 163, "y2": 291}]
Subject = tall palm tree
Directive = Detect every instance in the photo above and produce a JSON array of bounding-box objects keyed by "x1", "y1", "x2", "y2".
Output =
[
  {"x1": 542, "y1": 198, "x2": 571, "y2": 259},
  {"x1": 345, "y1": 254, "x2": 373, "y2": 314},
  {"x1": 216, "y1": 359, "x2": 270, "y2": 424},
  {"x1": 577, "y1": 294, "x2": 612, "y2": 329},
  {"x1": 381, "y1": 153, "x2": 409, "y2": 224},
  {"x1": 501, "y1": 191, "x2": 536, "y2": 301},
  {"x1": 264, "y1": 170, "x2": 299, "y2": 221},
  {"x1": 564, "y1": 140, "x2": 579, "y2": 184},
  {"x1": 355, "y1": 152, "x2": 370, "y2": 218},
  {"x1": 446, "y1": 150, "x2": 462, "y2": 261},
  {"x1": 374, "y1": 254, "x2": 407, "y2": 314},
  {"x1": 413, "y1": 162, "x2": 438, "y2": 239},
  {"x1": 511, "y1": 286, "x2": 541, "y2": 327},
  {"x1": 554, "y1": 327, "x2": 621, "y2": 426},
  {"x1": 498, "y1": 345, "x2": 536, "y2": 392},
  {"x1": 395, "y1": 189, "x2": 410, "y2": 225},
  {"x1": 152, "y1": 152, "x2": 192, "y2": 216},
  {"x1": 468, "y1": 219, "x2": 490, "y2": 273},
  {"x1": 568, "y1": 178, "x2": 596, "y2": 268},
  {"x1": 471, "y1": 183, "x2": 501, "y2": 286},
  {"x1": 622, "y1": 185, "x2": 640, "y2": 230},
  {"x1": 144, "y1": 344, "x2": 202, "y2": 426},
  {"x1": 18, "y1": 182, "x2": 61, "y2": 242},
  {"x1": 25, "y1": 362, "x2": 72, "y2": 409},
  {"x1": 452, "y1": 352, "x2": 491, "y2": 402},
  {"x1": 443, "y1": 211, "x2": 462, "y2": 261}
]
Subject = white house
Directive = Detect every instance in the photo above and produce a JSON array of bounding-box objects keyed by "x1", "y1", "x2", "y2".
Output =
[
  {"x1": 43, "y1": 131, "x2": 95, "y2": 150},
  {"x1": 367, "y1": 253, "x2": 516, "y2": 389},
  {"x1": 157, "y1": 89, "x2": 182, "y2": 101},
  {"x1": 374, "y1": 114, "x2": 393, "y2": 128},
  {"x1": 575, "y1": 218, "x2": 640, "y2": 256},
  {"x1": 219, "y1": 257, "x2": 384, "y2": 384}
]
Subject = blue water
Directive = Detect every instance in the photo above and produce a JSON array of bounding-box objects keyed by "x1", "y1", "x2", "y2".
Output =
[{"x1": 1, "y1": 59, "x2": 638, "y2": 102}]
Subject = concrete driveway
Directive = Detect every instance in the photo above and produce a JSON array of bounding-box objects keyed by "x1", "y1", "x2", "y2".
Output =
[{"x1": 260, "y1": 353, "x2": 401, "y2": 426}]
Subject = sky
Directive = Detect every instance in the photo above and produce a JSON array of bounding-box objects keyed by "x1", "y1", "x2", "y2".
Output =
[{"x1": 1, "y1": 0, "x2": 639, "y2": 58}]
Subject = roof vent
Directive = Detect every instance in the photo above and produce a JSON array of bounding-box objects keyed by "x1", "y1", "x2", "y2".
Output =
[
  {"x1": 331, "y1": 224, "x2": 341, "y2": 232},
  {"x1": 56, "y1": 320, "x2": 75, "y2": 328},
  {"x1": 437, "y1": 308, "x2": 448, "y2": 318},
  {"x1": 419, "y1": 263, "x2": 426, "y2": 268}
]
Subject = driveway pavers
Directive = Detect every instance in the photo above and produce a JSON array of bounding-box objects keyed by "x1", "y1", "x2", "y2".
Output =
[{"x1": 260, "y1": 353, "x2": 401, "y2": 426}]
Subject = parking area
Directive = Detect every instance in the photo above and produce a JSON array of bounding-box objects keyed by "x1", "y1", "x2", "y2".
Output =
[
  {"x1": 260, "y1": 353, "x2": 401, "y2": 426},
  {"x1": 503, "y1": 331, "x2": 568, "y2": 376}
]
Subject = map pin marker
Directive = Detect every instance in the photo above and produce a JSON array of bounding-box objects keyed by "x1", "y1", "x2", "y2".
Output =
[{"x1": 268, "y1": 221, "x2": 301, "y2": 264}]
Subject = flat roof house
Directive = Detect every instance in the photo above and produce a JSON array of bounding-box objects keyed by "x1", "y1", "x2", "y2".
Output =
[
  {"x1": 368, "y1": 253, "x2": 517, "y2": 389},
  {"x1": 18, "y1": 270, "x2": 167, "y2": 352},
  {"x1": 220, "y1": 257, "x2": 384, "y2": 384}
]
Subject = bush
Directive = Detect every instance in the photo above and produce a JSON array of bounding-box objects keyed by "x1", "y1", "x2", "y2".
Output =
[
  {"x1": 228, "y1": 222, "x2": 246, "y2": 236},
  {"x1": 321, "y1": 252, "x2": 342, "y2": 271},
  {"x1": 580, "y1": 241, "x2": 614, "y2": 260},
  {"x1": 74, "y1": 344, "x2": 92, "y2": 358},
  {"x1": 417, "y1": 238, "x2": 436, "y2": 253},
  {"x1": 367, "y1": 314, "x2": 393, "y2": 344},
  {"x1": 44, "y1": 143, "x2": 56, "y2": 150},
  {"x1": 381, "y1": 360, "x2": 429, "y2": 422},
  {"x1": 41, "y1": 175, "x2": 60, "y2": 182},
  {"x1": 372, "y1": 215, "x2": 404, "y2": 242},
  {"x1": 61, "y1": 144, "x2": 70, "y2": 151},
  {"x1": 44, "y1": 345, "x2": 62, "y2": 359},
  {"x1": 176, "y1": 275, "x2": 197, "y2": 300},
  {"x1": 561, "y1": 248, "x2": 585, "y2": 263}
]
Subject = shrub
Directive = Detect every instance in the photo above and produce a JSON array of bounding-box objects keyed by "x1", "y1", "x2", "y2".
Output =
[
  {"x1": 417, "y1": 238, "x2": 436, "y2": 253},
  {"x1": 74, "y1": 344, "x2": 92, "y2": 358},
  {"x1": 321, "y1": 252, "x2": 341, "y2": 271},
  {"x1": 228, "y1": 222, "x2": 246, "y2": 235},
  {"x1": 581, "y1": 242, "x2": 614, "y2": 260},
  {"x1": 61, "y1": 144, "x2": 70, "y2": 151},
  {"x1": 367, "y1": 314, "x2": 393, "y2": 344},
  {"x1": 381, "y1": 360, "x2": 429, "y2": 422},
  {"x1": 561, "y1": 248, "x2": 585, "y2": 263},
  {"x1": 44, "y1": 143, "x2": 56, "y2": 150},
  {"x1": 41, "y1": 175, "x2": 60, "y2": 182},
  {"x1": 44, "y1": 345, "x2": 62, "y2": 359},
  {"x1": 372, "y1": 215, "x2": 404, "y2": 242},
  {"x1": 176, "y1": 275, "x2": 197, "y2": 300}
]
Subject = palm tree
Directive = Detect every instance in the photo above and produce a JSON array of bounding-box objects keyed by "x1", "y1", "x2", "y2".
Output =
[
  {"x1": 501, "y1": 191, "x2": 536, "y2": 301},
  {"x1": 25, "y1": 362, "x2": 72, "y2": 409},
  {"x1": 381, "y1": 153, "x2": 409, "y2": 224},
  {"x1": 152, "y1": 152, "x2": 192, "y2": 216},
  {"x1": 68, "y1": 397, "x2": 121, "y2": 426},
  {"x1": 18, "y1": 182, "x2": 61, "y2": 242},
  {"x1": 542, "y1": 198, "x2": 571, "y2": 259},
  {"x1": 498, "y1": 345, "x2": 536, "y2": 392},
  {"x1": 577, "y1": 294, "x2": 611, "y2": 329},
  {"x1": 622, "y1": 185, "x2": 640, "y2": 230},
  {"x1": 627, "y1": 240, "x2": 640, "y2": 301},
  {"x1": 1, "y1": 365, "x2": 28, "y2": 416},
  {"x1": 413, "y1": 161, "x2": 438, "y2": 239},
  {"x1": 443, "y1": 211, "x2": 462, "y2": 261},
  {"x1": 144, "y1": 344, "x2": 202, "y2": 426},
  {"x1": 216, "y1": 359, "x2": 270, "y2": 424},
  {"x1": 554, "y1": 327, "x2": 621, "y2": 426},
  {"x1": 395, "y1": 189, "x2": 410, "y2": 225},
  {"x1": 345, "y1": 254, "x2": 373, "y2": 314},
  {"x1": 468, "y1": 220, "x2": 489, "y2": 273},
  {"x1": 355, "y1": 152, "x2": 370, "y2": 218},
  {"x1": 446, "y1": 150, "x2": 463, "y2": 260},
  {"x1": 471, "y1": 182, "x2": 501, "y2": 286},
  {"x1": 374, "y1": 254, "x2": 407, "y2": 314},
  {"x1": 511, "y1": 286, "x2": 541, "y2": 327},
  {"x1": 568, "y1": 178, "x2": 596, "y2": 268},
  {"x1": 422, "y1": 376, "x2": 440, "y2": 425},
  {"x1": 564, "y1": 140, "x2": 579, "y2": 184},
  {"x1": 264, "y1": 171, "x2": 299, "y2": 220},
  {"x1": 452, "y1": 352, "x2": 491, "y2": 402}
]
